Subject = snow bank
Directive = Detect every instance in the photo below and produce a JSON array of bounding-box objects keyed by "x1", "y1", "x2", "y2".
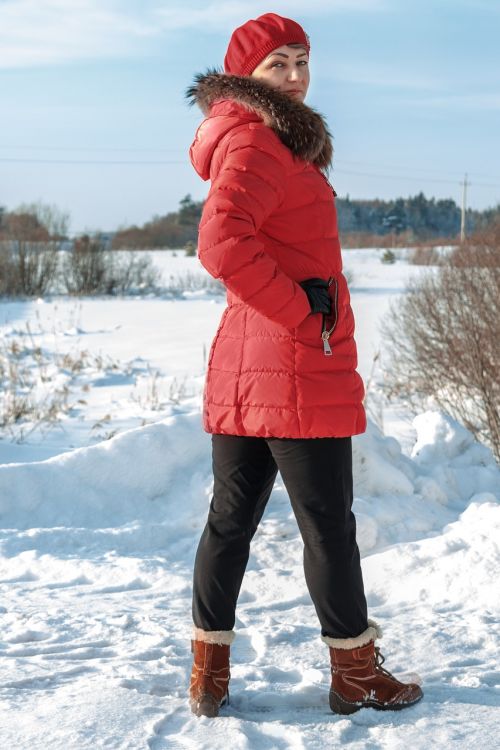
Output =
[
  {"x1": 0, "y1": 412, "x2": 211, "y2": 530},
  {"x1": 364, "y1": 500, "x2": 500, "y2": 612},
  {"x1": 0, "y1": 407, "x2": 498, "y2": 749},
  {"x1": 352, "y1": 411, "x2": 498, "y2": 554},
  {"x1": 1, "y1": 409, "x2": 497, "y2": 560}
]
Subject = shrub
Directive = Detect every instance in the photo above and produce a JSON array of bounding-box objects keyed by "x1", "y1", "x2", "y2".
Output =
[
  {"x1": 164, "y1": 269, "x2": 224, "y2": 296},
  {"x1": 111, "y1": 251, "x2": 161, "y2": 294},
  {"x1": 62, "y1": 235, "x2": 110, "y2": 294},
  {"x1": 382, "y1": 223, "x2": 500, "y2": 460},
  {"x1": 0, "y1": 203, "x2": 68, "y2": 296},
  {"x1": 381, "y1": 249, "x2": 396, "y2": 264},
  {"x1": 409, "y1": 246, "x2": 442, "y2": 266},
  {"x1": 61, "y1": 236, "x2": 161, "y2": 295},
  {"x1": 0, "y1": 245, "x2": 19, "y2": 295}
]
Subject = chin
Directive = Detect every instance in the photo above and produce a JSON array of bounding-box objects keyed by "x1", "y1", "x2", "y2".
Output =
[{"x1": 285, "y1": 91, "x2": 306, "y2": 102}]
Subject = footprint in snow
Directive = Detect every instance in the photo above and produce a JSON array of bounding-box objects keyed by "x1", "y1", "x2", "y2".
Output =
[
  {"x1": 232, "y1": 627, "x2": 265, "y2": 665},
  {"x1": 93, "y1": 578, "x2": 151, "y2": 594}
]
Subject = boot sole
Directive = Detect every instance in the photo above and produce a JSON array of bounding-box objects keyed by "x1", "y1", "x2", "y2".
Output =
[
  {"x1": 190, "y1": 692, "x2": 229, "y2": 718},
  {"x1": 329, "y1": 689, "x2": 423, "y2": 714}
]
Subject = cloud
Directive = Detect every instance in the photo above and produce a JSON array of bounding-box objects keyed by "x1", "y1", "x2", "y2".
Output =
[
  {"x1": 329, "y1": 62, "x2": 441, "y2": 91},
  {"x1": 409, "y1": 93, "x2": 500, "y2": 112},
  {"x1": 153, "y1": 0, "x2": 389, "y2": 31},
  {"x1": 0, "y1": 0, "x2": 390, "y2": 69},
  {"x1": 0, "y1": 0, "x2": 157, "y2": 68}
]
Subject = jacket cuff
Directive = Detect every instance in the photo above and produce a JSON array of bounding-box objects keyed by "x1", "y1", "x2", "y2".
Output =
[{"x1": 269, "y1": 285, "x2": 311, "y2": 329}]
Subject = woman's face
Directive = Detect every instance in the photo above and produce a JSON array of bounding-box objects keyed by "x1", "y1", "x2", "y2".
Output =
[{"x1": 251, "y1": 44, "x2": 310, "y2": 102}]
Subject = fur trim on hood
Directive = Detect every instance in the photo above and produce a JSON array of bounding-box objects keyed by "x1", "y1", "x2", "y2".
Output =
[{"x1": 186, "y1": 69, "x2": 333, "y2": 170}]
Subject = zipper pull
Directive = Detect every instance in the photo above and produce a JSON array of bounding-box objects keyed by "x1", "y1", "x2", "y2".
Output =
[{"x1": 322, "y1": 330, "x2": 332, "y2": 356}]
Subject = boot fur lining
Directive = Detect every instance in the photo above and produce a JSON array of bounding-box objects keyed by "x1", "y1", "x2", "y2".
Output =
[
  {"x1": 321, "y1": 619, "x2": 383, "y2": 649},
  {"x1": 193, "y1": 627, "x2": 235, "y2": 646}
]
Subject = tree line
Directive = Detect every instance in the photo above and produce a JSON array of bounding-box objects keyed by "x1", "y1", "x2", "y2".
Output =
[
  {"x1": 1, "y1": 195, "x2": 499, "y2": 250},
  {"x1": 109, "y1": 193, "x2": 500, "y2": 249},
  {"x1": 0, "y1": 204, "x2": 159, "y2": 296}
]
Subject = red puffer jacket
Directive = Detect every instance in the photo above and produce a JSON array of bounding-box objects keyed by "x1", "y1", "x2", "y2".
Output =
[{"x1": 187, "y1": 72, "x2": 366, "y2": 438}]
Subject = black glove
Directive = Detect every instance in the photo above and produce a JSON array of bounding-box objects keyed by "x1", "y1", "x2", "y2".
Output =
[{"x1": 299, "y1": 278, "x2": 332, "y2": 315}]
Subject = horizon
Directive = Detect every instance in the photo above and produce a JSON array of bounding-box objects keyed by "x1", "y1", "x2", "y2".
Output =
[
  {"x1": 3, "y1": 188, "x2": 490, "y2": 241},
  {"x1": 1, "y1": 0, "x2": 499, "y2": 233}
]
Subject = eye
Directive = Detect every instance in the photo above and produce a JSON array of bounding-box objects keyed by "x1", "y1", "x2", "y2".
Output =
[{"x1": 298, "y1": 60, "x2": 309, "y2": 66}]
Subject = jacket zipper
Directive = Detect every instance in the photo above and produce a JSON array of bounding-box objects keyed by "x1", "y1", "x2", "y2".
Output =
[
  {"x1": 320, "y1": 170, "x2": 337, "y2": 196},
  {"x1": 321, "y1": 276, "x2": 338, "y2": 356}
]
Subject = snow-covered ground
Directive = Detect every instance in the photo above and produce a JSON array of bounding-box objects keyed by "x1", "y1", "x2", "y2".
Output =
[{"x1": 0, "y1": 250, "x2": 498, "y2": 749}]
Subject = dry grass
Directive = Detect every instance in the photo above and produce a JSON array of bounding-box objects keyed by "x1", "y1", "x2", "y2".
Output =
[
  {"x1": 0, "y1": 323, "x2": 121, "y2": 442},
  {"x1": 130, "y1": 368, "x2": 194, "y2": 411},
  {"x1": 0, "y1": 318, "x2": 200, "y2": 444},
  {"x1": 340, "y1": 232, "x2": 458, "y2": 249},
  {"x1": 409, "y1": 246, "x2": 443, "y2": 266}
]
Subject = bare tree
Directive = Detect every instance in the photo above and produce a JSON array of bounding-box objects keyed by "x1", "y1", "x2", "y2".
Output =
[
  {"x1": 62, "y1": 235, "x2": 161, "y2": 295},
  {"x1": 382, "y1": 223, "x2": 500, "y2": 460},
  {"x1": 62, "y1": 234, "x2": 111, "y2": 294},
  {"x1": 0, "y1": 202, "x2": 68, "y2": 296}
]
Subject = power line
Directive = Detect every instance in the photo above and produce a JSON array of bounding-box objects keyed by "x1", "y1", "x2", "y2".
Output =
[
  {"x1": 332, "y1": 168, "x2": 500, "y2": 189},
  {"x1": 334, "y1": 158, "x2": 468, "y2": 179},
  {"x1": 0, "y1": 145, "x2": 182, "y2": 153},
  {"x1": 1, "y1": 156, "x2": 499, "y2": 189},
  {"x1": 0, "y1": 157, "x2": 185, "y2": 165},
  {"x1": 333, "y1": 168, "x2": 459, "y2": 185},
  {"x1": 335, "y1": 159, "x2": 500, "y2": 183},
  {"x1": 1, "y1": 145, "x2": 500, "y2": 183}
]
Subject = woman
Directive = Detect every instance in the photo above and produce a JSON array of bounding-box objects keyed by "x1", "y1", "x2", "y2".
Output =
[{"x1": 186, "y1": 12, "x2": 422, "y2": 718}]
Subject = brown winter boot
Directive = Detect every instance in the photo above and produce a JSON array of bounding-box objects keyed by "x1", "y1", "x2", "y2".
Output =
[
  {"x1": 327, "y1": 638, "x2": 423, "y2": 714},
  {"x1": 189, "y1": 631, "x2": 233, "y2": 718}
]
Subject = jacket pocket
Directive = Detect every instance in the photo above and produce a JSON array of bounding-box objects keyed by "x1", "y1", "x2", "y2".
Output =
[
  {"x1": 321, "y1": 277, "x2": 338, "y2": 356},
  {"x1": 207, "y1": 307, "x2": 230, "y2": 368}
]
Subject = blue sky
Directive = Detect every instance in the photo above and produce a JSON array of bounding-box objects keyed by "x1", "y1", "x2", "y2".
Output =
[{"x1": 1, "y1": 0, "x2": 499, "y2": 233}]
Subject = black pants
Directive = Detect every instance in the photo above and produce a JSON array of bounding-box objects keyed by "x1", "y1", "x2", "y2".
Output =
[{"x1": 192, "y1": 434, "x2": 368, "y2": 639}]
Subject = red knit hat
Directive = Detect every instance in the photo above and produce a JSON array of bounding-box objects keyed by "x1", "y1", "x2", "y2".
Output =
[{"x1": 224, "y1": 13, "x2": 310, "y2": 77}]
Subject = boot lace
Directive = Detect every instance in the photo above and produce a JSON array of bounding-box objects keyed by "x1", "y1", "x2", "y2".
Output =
[{"x1": 374, "y1": 647, "x2": 395, "y2": 679}]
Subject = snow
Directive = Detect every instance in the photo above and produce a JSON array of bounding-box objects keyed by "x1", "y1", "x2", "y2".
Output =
[{"x1": 0, "y1": 249, "x2": 499, "y2": 749}]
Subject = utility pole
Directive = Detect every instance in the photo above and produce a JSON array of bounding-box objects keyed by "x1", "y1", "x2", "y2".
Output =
[{"x1": 460, "y1": 173, "x2": 468, "y2": 243}]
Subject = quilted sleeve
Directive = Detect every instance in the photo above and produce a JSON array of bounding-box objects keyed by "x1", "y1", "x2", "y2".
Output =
[{"x1": 197, "y1": 126, "x2": 311, "y2": 329}]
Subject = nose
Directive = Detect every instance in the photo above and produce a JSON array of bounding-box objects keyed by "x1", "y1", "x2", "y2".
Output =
[{"x1": 287, "y1": 66, "x2": 302, "y2": 82}]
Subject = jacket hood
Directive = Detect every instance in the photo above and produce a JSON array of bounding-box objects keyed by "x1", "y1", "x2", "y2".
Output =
[
  {"x1": 188, "y1": 100, "x2": 259, "y2": 180},
  {"x1": 186, "y1": 69, "x2": 333, "y2": 174}
]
